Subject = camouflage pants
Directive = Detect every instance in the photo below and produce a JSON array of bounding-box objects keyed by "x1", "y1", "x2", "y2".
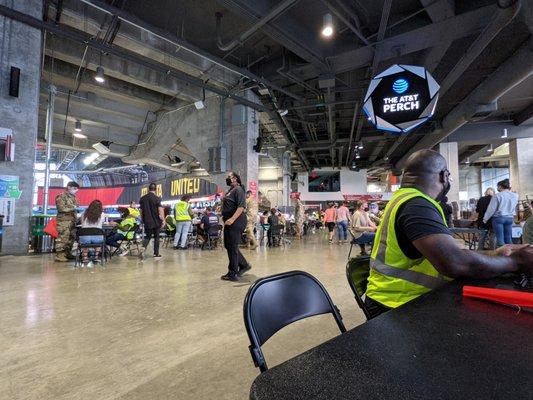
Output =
[
  {"x1": 55, "y1": 218, "x2": 76, "y2": 253},
  {"x1": 245, "y1": 224, "x2": 257, "y2": 247}
]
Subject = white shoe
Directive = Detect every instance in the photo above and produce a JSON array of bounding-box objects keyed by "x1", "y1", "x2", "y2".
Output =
[{"x1": 86, "y1": 261, "x2": 94, "y2": 268}]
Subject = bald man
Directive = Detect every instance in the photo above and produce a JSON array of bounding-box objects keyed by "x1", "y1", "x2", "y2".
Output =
[{"x1": 365, "y1": 149, "x2": 533, "y2": 318}]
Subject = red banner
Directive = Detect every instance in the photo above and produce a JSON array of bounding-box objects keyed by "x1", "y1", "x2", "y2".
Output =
[{"x1": 37, "y1": 187, "x2": 126, "y2": 207}]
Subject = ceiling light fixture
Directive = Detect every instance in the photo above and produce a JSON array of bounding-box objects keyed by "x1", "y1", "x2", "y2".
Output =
[
  {"x1": 501, "y1": 128, "x2": 508, "y2": 138},
  {"x1": 465, "y1": 157, "x2": 470, "y2": 164},
  {"x1": 92, "y1": 140, "x2": 112, "y2": 154},
  {"x1": 358, "y1": 141, "x2": 364, "y2": 149},
  {"x1": 487, "y1": 144, "x2": 494, "y2": 153},
  {"x1": 75, "y1": 120, "x2": 82, "y2": 132},
  {"x1": 95, "y1": 66, "x2": 105, "y2": 83},
  {"x1": 321, "y1": 13, "x2": 334, "y2": 37},
  {"x1": 278, "y1": 109, "x2": 288, "y2": 117},
  {"x1": 73, "y1": 132, "x2": 87, "y2": 139},
  {"x1": 82, "y1": 152, "x2": 99, "y2": 166},
  {"x1": 355, "y1": 152, "x2": 360, "y2": 159}
]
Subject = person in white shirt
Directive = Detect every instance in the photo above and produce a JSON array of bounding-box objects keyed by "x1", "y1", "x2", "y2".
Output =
[
  {"x1": 79, "y1": 200, "x2": 104, "y2": 266},
  {"x1": 483, "y1": 179, "x2": 518, "y2": 246}
]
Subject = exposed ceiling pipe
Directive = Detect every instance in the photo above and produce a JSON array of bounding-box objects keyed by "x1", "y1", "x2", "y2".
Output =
[
  {"x1": 215, "y1": 0, "x2": 299, "y2": 52},
  {"x1": 53, "y1": 165, "x2": 144, "y2": 174},
  {"x1": 344, "y1": 101, "x2": 359, "y2": 165},
  {"x1": 396, "y1": 38, "x2": 533, "y2": 170},
  {"x1": 439, "y1": 0, "x2": 521, "y2": 97},
  {"x1": 77, "y1": 0, "x2": 301, "y2": 101}
]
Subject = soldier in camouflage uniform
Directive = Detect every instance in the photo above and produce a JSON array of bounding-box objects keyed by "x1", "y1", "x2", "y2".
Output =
[
  {"x1": 294, "y1": 198, "x2": 305, "y2": 239},
  {"x1": 245, "y1": 190, "x2": 258, "y2": 250},
  {"x1": 54, "y1": 181, "x2": 80, "y2": 262}
]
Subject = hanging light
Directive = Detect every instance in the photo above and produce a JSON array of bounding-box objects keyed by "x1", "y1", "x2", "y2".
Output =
[
  {"x1": 501, "y1": 128, "x2": 508, "y2": 138},
  {"x1": 355, "y1": 152, "x2": 361, "y2": 159},
  {"x1": 487, "y1": 144, "x2": 494, "y2": 152},
  {"x1": 75, "y1": 120, "x2": 82, "y2": 132},
  {"x1": 73, "y1": 132, "x2": 87, "y2": 139},
  {"x1": 358, "y1": 141, "x2": 364, "y2": 149},
  {"x1": 321, "y1": 13, "x2": 334, "y2": 37},
  {"x1": 384, "y1": 156, "x2": 389, "y2": 161},
  {"x1": 465, "y1": 157, "x2": 470, "y2": 164},
  {"x1": 95, "y1": 66, "x2": 105, "y2": 83}
]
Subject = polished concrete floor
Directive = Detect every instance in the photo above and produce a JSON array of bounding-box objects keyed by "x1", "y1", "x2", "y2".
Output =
[{"x1": 0, "y1": 233, "x2": 365, "y2": 400}]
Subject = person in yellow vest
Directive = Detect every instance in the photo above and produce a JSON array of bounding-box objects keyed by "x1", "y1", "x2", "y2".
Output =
[
  {"x1": 106, "y1": 208, "x2": 137, "y2": 256},
  {"x1": 173, "y1": 195, "x2": 193, "y2": 249},
  {"x1": 365, "y1": 149, "x2": 533, "y2": 318},
  {"x1": 128, "y1": 201, "x2": 141, "y2": 220}
]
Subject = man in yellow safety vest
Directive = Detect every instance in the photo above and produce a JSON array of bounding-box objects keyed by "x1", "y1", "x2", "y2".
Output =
[
  {"x1": 365, "y1": 149, "x2": 533, "y2": 318},
  {"x1": 173, "y1": 195, "x2": 193, "y2": 249}
]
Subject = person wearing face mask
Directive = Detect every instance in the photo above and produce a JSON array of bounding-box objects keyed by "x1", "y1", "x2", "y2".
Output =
[
  {"x1": 54, "y1": 181, "x2": 80, "y2": 262},
  {"x1": 220, "y1": 171, "x2": 252, "y2": 281},
  {"x1": 364, "y1": 149, "x2": 533, "y2": 318}
]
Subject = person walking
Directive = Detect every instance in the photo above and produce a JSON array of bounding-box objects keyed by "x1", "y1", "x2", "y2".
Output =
[
  {"x1": 245, "y1": 190, "x2": 258, "y2": 250},
  {"x1": 323, "y1": 202, "x2": 337, "y2": 244},
  {"x1": 173, "y1": 195, "x2": 193, "y2": 249},
  {"x1": 54, "y1": 181, "x2": 80, "y2": 262},
  {"x1": 483, "y1": 179, "x2": 518, "y2": 246},
  {"x1": 336, "y1": 201, "x2": 351, "y2": 244},
  {"x1": 476, "y1": 187, "x2": 494, "y2": 249},
  {"x1": 139, "y1": 182, "x2": 165, "y2": 260},
  {"x1": 350, "y1": 200, "x2": 377, "y2": 255},
  {"x1": 221, "y1": 171, "x2": 251, "y2": 281}
]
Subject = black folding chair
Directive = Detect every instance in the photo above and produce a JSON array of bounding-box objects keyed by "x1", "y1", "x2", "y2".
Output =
[
  {"x1": 75, "y1": 227, "x2": 106, "y2": 267},
  {"x1": 202, "y1": 224, "x2": 222, "y2": 250},
  {"x1": 110, "y1": 223, "x2": 142, "y2": 257},
  {"x1": 243, "y1": 270, "x2": 346, "y2": 372},
  {"x1": 345, "y1": 255, "x2": 373, "y2": 320}
]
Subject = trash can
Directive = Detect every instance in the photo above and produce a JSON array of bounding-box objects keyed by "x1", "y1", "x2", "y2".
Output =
[{"x1": 31, "y1": 214, "x2": 54, "y2": 253}]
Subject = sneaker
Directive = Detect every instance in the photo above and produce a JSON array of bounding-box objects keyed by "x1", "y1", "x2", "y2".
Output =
[
  {"x1": 221, "y1": 273, "x2": 239, "y2": 282},
  {"x1": 154, "y1": 254, "x2": 162, "y2": 260},
  {"x1": 238, "y1": 264, "x2": 252, "y2": 277},
  {"x1": 54, "y1": 253, "x2": 69, "y2": 262},
  {"x1": 86, "y1": 261, "x2": 94, "y2": 268},
  {"x1": 328, "y1": 240, "x2": 333, "y2": 244}
]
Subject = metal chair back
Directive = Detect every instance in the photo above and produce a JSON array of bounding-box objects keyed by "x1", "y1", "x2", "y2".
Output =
[
  {"x1": 345, "y1": 255, "x2": 372, "y2": 320},
  {"x1": 244, "y1": 270, "x2": 346, "y2": 372}
]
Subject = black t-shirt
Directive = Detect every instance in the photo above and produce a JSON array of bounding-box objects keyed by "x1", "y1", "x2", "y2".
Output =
[
  {"x1": 201, "y1": 213, "x2": 219, "y2": 229},
  {"x1": 222, "y1": 185, "x2": 246, "y2": 220},
  {"x1": 139, "y1": 192, "x2": 162, "y2": 229},
  {"x1": 395, "y1": 197, "x2": 451, "y2": 259}
]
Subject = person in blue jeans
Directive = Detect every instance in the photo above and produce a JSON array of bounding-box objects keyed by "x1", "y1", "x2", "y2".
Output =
[
  {"x1": 336, "y1": 201, "x2": 351, "y2": 244},
  {"x1": 483, "y1": 179, "x2": 518, "y2": 246}
]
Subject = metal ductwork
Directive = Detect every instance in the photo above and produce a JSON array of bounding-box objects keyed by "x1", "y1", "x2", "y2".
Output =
[{"x1": 396, "y1": 38, "x2": 533, "y2": 170}]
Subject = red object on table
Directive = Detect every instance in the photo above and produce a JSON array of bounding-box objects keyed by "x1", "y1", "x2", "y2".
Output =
[{"x1": 463, "y1": 285, "x2": 533, "y2": 308}]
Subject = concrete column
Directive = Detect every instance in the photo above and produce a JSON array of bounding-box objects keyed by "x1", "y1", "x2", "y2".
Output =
[
  {"x1": 509, "y1": 138, "x2": 533, "y2": 199},
  {"x1": 0, "y1": 1, "x2": 42, "y2": 254},
  {"x1": 438, "y1": 142, "x2": 459, "y2": 206}
]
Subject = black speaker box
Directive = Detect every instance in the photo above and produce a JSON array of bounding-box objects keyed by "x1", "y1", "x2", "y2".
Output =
[{"x1": 9, "y1": 66, "x2": 20, "y2": 97}]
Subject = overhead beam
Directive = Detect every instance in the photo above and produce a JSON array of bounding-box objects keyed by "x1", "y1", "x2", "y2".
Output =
[
  {"x1": 42, "y1": 58, "x2": 180, "y2": 111},
  {"x1": 44, "y1": 38, "x2": 202, "y2": 102},
  {"x1": 328, "y1": 4, "x2": 494, "y2": 73},
  {"x1": 514, "y1": 102, "x2": 533, "y2": 126},
  {"x1": 215, "y1": 0, "x2": 329, "y2": 70},
  {"x1": 420, "y1": 0, "x2": 455, "y2": 72}
]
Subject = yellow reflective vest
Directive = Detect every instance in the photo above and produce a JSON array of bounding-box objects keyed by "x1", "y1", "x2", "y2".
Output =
[
  {"x1": 174, "y1": 201, "x2": 191, "y2": 222},
  {"x1": 366, "y1": 188, "x2": 452, "y2": 308}
]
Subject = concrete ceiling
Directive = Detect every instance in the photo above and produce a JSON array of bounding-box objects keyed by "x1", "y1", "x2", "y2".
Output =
[{"x1": 12, "y1": 0, "x2": 530, "y2": 175}]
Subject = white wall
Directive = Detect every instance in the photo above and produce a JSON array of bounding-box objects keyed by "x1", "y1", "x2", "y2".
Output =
[
  {"x1": 297, "y1": 168, "x2": 367, "y2": 201},
  {"x1": 258, "y1": 158, "x2": 283, "y2": 206}
]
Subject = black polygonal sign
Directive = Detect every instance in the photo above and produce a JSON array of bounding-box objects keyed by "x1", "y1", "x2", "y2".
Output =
[{"x1": 362, "y1": 64, "x2": 440, "y2": 134}]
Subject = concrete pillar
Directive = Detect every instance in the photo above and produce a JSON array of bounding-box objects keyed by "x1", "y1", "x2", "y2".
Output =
[
  {"x1": 0, "y1": 1, "x2": 42, "y2": 254},
  {"x1": 438, "y1": 142, "x2": 459, "y2": 206},
  {"x1": 509, "y1": 138, "x2": 533, "y2": 199}
]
